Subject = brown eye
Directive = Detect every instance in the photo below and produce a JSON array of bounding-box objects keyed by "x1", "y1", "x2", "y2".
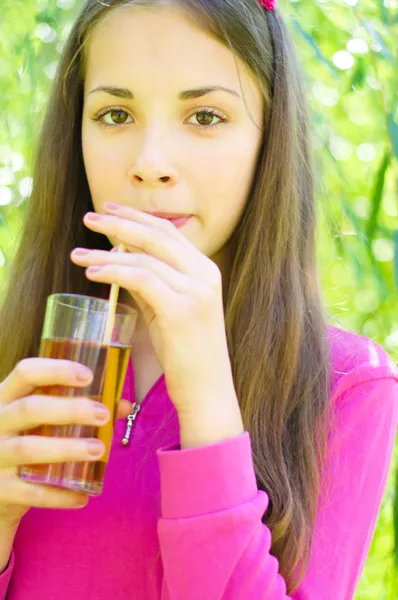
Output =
[
  {"x1": 187, "y1": 108, "x2": 227, "y2": 131},
  {"x1": 196, "y1": 111, "x2": 215, "y2": 126},
  {"x1": 92, "y1": 108, "x2": 132, "y2": 129},
  {"x1": 109, "y1": 110, "x2": 128, "y2": 124}
]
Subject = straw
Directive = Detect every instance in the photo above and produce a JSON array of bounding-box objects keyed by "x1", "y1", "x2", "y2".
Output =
[{"x1": 103, "y1": 243, "x2": 126, "y2": 346}]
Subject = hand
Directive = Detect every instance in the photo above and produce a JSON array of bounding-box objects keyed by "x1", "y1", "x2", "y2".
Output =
[
  {"x1": 72, "y1": 204, "x2": 241, "y2": 420},
  {"x1": 0, "y1": 358, "x2": 133, "y2": 528}
]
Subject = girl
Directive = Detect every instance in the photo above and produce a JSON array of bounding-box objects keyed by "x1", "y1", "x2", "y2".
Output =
[{"x1": 0, "y1": 0, "x2": 397, "y2": 598}]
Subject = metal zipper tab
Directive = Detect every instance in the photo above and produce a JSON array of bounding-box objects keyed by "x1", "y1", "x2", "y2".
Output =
[{"x1": 121, "y1": 402, "x2": 141, "y2": 446}]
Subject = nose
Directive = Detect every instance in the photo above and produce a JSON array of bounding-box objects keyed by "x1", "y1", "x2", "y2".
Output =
[
  {"x1": 131, "y1": 174, "x2": 172, "y2": 185},
  {"x1": 128, "y1": 126, "x2": 176, "y2": 188}
]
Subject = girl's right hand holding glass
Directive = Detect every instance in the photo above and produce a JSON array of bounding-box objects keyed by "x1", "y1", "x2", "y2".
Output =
[{"x1": 0, "y1": 357, "x2": 111, "y2": 528}]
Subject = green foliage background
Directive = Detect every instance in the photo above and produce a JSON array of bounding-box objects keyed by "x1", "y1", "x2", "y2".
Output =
[{"x1": 0, "y1": 0, "x2": 397, "y2": 597}]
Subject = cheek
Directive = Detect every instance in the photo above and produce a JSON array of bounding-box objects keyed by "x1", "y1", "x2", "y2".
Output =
[
  {"x1": 82, "y1": 121, "x2": 124, "y2": 180},
  {"x1": 213, "y1": 193, "x2": 246, "y2": 243},
  {"x1": 83, "y1": 145, "x2": 119, "y2": 179},
  {"x1": 82, "y1": 129, "x2": 126, "y2": 209},
  {"x1": 82, "y1": 126, "x2": 102, "y2": 188},
  {"x1": 198, "y1": 148, "x2": 257, "y2": 255},
  {"x1": 202, "y1": 151, "x2": 254, "y2": 229}
]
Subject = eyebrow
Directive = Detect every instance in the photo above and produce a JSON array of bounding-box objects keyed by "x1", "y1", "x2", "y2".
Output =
[{"x1": 87, "y1": 85, "x2": 241, "y2": 101}]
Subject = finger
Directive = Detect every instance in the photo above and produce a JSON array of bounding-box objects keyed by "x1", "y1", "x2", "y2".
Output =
[
  {"x1": 116, "y1": 398, "x2": 133, "y2": 420},
  {"x1": 83, "y1": 213, "x2": 194, "y2": 273},
  {"x1": 0, "y1": 395, "x2": 111, "y2": 436},
  {"x1": 0, "y1": 358, "x2": 94, "y2": 407},
  {"x1": 103, "y1": 204, "x2": 194, "y2": 251},
  {"x1": 0, "y1": 477, "x2": 89, "y2": 509},
  {"x1": 0, "y1": 435, "x2": 106, "y2": 469},
  {"x1": 85, "y1": 259, "x2": 190, "y2": 296},
  {"x1": 86, "y1": 265, "x2": 183, "y2": 317},
  {"x1": 75, "y1": 250, "x2": 190, "y2": 292}
]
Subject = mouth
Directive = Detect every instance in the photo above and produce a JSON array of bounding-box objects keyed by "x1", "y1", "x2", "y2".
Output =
[
  {"x1": 145, "y1": 211, "x2": 192, "y2": 219},
  {"x1": 145, "y1": 212, "x2": 193, "y2": 228},
  {"x1": 163, "y1": 215, "x2": 192, "y2": 228}
]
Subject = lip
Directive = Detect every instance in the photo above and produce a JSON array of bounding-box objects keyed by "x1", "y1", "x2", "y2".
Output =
[
  {"x1": 165, "y1": 216, "x2": 192, "y2": 228},
  {"x1": 145, "y1": 211, "x2": 192, "y2": 219},
  {"x1": 144, "y1": 211, "x2": 192, "y2": 228}
]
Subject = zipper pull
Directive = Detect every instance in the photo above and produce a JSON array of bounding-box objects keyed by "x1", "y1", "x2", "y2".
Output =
[{"x1": 121, "y1": 402, "x2": 141, "y2": 446}]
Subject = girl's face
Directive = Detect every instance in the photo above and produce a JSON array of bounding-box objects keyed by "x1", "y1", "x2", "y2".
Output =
[{"x1": 82, "y1": 6, "x2": 264, "y2": 278}]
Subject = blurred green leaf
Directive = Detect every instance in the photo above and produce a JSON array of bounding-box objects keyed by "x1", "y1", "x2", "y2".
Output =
[
  {"x1": 359, "y1": 19, "x2": 393, "y2": 61},
  {"x1": 365, "y1": 150, "x2": 390, "y2": 244},
  {"x1": 292, "y1": 19, "x2": 338, "y2": 78},
  {"x1": 377, "y1": 0, "x2": 390, "y2": 26},
  {"x1": 393, "y1": 230, "x2": 398, "y2": 292},
  {"x1": 350, "y1": 57, "x2": 367, "y2": 90},
  {"x1": 388, "y1": 115, "x2": 398, "y2": 160}
]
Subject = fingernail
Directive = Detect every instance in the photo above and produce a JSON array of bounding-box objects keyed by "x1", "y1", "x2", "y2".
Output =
[
  {"x1": 72, "y1": 502, "x2": 89, "y2": 509},
  {"x1": 85, "y1": 213, "x2": 101, "y2": 221},
  {"x1": 87, "y1": 440, "x2": 105, "y2": 456},
  {"x1": 72, "y1": 248, "x2": 90, "y2": 256},
  {"x1": 94, "y1": 405, "x2": 110, "y2": 422},
  {"x1": 75, "y1": 367, "x2": 93, "y2": 382},
  {"x1": 104, "y1": 202, "x2": 121, "y2": 210}
]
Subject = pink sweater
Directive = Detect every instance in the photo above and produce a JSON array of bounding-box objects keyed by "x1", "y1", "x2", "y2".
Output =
[{"x1": 1, "y1": 324, "x2": 397, "y2": 599}]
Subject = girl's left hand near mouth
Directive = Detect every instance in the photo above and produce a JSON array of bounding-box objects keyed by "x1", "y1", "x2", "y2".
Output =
[{"x1": 70, "y1": 203, "x2": 243, "y2": 435}]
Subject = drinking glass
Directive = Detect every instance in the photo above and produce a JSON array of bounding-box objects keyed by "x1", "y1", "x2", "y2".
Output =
[{"x1": 18, "y1": 293, "x2": 138, "y2": 495}]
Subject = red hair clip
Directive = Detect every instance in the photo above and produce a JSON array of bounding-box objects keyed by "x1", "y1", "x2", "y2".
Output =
[{"x1": 259, "y1": 0, "x2": 276, "y2": 10}]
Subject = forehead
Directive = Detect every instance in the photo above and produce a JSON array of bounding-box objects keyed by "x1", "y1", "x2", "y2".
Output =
[{"x1": 84, "y1": 6, "x2": 263, "y2": 111}]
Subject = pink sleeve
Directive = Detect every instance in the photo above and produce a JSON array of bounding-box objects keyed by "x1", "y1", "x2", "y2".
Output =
[
  {"x1": 0, "y1": 547, "x2": 15, "y2": 599},
  {"x1": 156, "y1": 373, "x2": 398, "y2": 599}
]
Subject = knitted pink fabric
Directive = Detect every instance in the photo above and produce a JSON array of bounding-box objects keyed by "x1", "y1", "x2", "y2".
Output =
[{"x1": 1, "y1": 325, "x2": 397, "y2": 599}]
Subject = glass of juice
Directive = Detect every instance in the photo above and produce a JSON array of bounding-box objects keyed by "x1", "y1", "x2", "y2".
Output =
[{"x1": 18, "y1": 293, "x2": 138, "y2": 495}]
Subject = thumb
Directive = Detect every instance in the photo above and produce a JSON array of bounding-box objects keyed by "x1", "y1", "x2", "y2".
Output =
[{"x1": 116, "y1": 398, "x2": 133, "y2": 420}]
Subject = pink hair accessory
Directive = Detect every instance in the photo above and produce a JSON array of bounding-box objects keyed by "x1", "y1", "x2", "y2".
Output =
[{"x1": 259, "y1": 0, "x2": 276, "y2": 10}]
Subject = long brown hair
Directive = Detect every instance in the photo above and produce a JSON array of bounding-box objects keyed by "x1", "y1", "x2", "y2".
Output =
[{"x1": 0, "y1": 0, "x2": 332, "y2": 593}]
